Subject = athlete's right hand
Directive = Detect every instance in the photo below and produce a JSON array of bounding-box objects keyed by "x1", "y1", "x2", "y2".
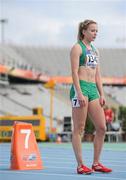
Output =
[{"x1": 77, "y1": 92, "x2": 87, "y2": 107}]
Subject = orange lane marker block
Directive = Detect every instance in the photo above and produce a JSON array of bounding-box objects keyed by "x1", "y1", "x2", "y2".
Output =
[{"x1": 10, "y1": 121, "x2": 43, "y2": 170}]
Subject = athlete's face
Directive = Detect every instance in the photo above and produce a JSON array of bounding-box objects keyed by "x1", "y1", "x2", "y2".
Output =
[{"x1": 83, "y1": 23, "x2": 98, "y2": 42}]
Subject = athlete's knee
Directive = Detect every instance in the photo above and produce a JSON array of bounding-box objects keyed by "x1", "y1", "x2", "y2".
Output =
[
  {"x1": 96, "y1": 125, "x2": 106, "y2": 135},
  {"x1": 79, "y1": 124, "x2": 85, "y2": 137},
  {"x1": 73, "y1": 124, "x2": 85, "y2": 137}
]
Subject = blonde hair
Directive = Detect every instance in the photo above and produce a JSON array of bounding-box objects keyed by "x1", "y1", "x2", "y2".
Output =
[{"x1": 77, "y1": 19, "x2": 97, "y2": 41}]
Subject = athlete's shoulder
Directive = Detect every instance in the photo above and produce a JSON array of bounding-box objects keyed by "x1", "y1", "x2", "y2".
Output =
[{"x1": 70, "y1": 42, "x2": 82, "y2": 55}]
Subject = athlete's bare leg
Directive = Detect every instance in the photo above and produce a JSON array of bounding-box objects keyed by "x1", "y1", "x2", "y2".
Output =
[
  {"x1": 72, "y1": 97, "x2": 88, "y2": 166},
  {"x1": 88, "y1": 99, "x2": 106, "y2": 164}
]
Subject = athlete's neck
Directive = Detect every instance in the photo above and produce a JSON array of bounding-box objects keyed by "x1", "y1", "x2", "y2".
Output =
[{"x1": 82, "y1": 39, "x2": 91, "y2": 50}]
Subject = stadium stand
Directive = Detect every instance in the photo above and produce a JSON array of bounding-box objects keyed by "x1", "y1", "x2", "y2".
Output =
[
  {"x1": 0, "y1": 45, "x2": 33, "y2": 70},
  {"x1": 11, "y1": 45, "x2": 126, "y2": 77},
  {"x1": 104, "y1": 86, "x2": 126, "y2": 106},
  {"x1": 100, "y1": 49, "x2": 126, "y2": 77},
  {"x1": 0, "y1": 44, "x2": 126, "y2": 134},
  {"x1": 11, "y1": 45, "x2": 71, "y2": 75},
  {"x1": 0, "y1": 83, "x2": 71, "y2": 131},
  {"x1": 1, "y1": 44, "x2": 126, "y2": 77}
]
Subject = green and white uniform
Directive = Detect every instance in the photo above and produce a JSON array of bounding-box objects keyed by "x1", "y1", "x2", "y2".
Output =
[{"x1": 70, "y1": 41, "x2": 99, "y2": 107}]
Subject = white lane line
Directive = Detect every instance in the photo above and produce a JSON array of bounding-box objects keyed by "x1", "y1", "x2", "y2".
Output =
[
  {"x1": 0, "y1": 170, "x2": 126, "y2": 180},
  {"x1": 1, "y1": 164, "x2": 126, "y2": 173},
  {"x1": 1, "y1": 157, "x2": 126, "y2": 164},
  {"x1": 1, "y1": 161, "x2": 126, "y2": 167}
]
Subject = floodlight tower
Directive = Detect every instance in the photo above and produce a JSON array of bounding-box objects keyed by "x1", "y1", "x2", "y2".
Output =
[{"x1": 0, "y1": 18, "x2": 8, "y2": 44}]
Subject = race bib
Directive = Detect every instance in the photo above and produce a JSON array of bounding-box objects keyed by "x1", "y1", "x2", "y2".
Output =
[
  {"x1": 72, "y1": 98, "x2": 80, "y2": 108},
  {"x1": 86, "y1": 50, "x2": 98, "y2": 68}
]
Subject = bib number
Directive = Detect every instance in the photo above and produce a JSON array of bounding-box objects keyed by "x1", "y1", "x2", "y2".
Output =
[{"x1": 72, "y1": 98, "x2": 80, "y2": 108}]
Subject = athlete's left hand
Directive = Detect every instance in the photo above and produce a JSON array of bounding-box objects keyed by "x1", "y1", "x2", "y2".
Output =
[{"x1": 99, "y1": 96, "x2": 106, "y2": 107}]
